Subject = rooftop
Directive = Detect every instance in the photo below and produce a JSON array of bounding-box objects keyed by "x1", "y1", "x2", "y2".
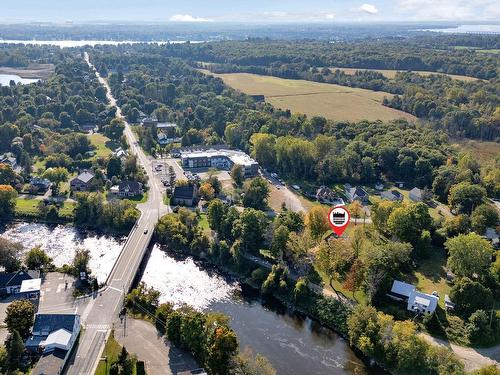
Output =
[
  {"x1": 20, "y1": 278, "x2": 42, "y2": 293},
  {"x1": 181, "y1": 149, "x2": 258, "y2": 167},
  {"x1": 74, "y1": 171, "x2": 95, "y2": 183}
]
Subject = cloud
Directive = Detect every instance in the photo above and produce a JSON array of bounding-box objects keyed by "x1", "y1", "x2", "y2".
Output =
[
  {"x1": 169, "y1": 14, "x2": 213, "y2": 22},
  {"x1": 325, "y1": 13, "x2": 335, "y2": 20},
  {"x1": 397, "y1": 0, "x2": 500, "y2": 20},
  {"x1": 359, "y1": 3, "x2": 378, "y2": 14}
]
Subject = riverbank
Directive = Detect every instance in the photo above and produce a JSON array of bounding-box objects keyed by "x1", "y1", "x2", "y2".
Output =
[{"x1": 142, "y1": 245, "x2": 387, "y2": 374}]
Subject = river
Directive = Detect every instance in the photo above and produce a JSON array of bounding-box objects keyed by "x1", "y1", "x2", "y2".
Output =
[
  {"x1": 1, "y1": 222, "x2": 125, "y2": 283},
  {"x1": 0, "y1": 73, "x2": 40, "y2": 86},
  {"x1": 0, "y1": 223, "x2": 383, "y2": 374}
]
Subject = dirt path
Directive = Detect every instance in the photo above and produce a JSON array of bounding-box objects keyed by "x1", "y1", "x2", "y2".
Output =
[{"x1": 420, "y1": 333, "x2": 500, "y2": 372}]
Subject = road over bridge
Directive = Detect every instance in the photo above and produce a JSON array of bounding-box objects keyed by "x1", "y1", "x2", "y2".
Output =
[{"x1": 65, "y1": 53, "x2": 168, "y2": 375}]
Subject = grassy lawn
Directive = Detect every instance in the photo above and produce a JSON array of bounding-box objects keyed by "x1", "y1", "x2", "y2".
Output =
[
  {"x1": 15, "y1": 197, "x2": 76, "y2": 218},
  {"x1": 88, "y1": 133, "x2": 116, "y2": 158},
  {"x1": 95, "y1": 332, "x2": 141, "y2": 375},
  {"x1": 198, "y1": 213, "x2": 211, "y2": 235},
  {"x1": 406, "y1": 247, "x2": 451, "y2": 308},
  {"x1": 15, "y1": 197, "x2": 40, "y2": 215},
  {"x1": 123, "y1": 192, "x2": 148, "y2": 204}
]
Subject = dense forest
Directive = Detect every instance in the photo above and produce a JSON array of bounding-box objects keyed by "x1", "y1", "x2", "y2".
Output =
[{"x1": 89, "y1": 45, "x2": 460, "y2": 190}]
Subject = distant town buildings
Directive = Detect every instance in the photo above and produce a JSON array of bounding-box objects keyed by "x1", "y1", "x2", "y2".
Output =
[{"x1": 181, "y1": 149, "x2": 259, "y2": 177}]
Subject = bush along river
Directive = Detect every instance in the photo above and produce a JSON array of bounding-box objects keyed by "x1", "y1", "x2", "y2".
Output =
[{"x1": 0, "y1": 222, "x2": 384, "y2": 374}]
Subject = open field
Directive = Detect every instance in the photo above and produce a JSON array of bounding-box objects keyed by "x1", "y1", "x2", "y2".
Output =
[
  {"x1": 452, "y1": 138, "x2": 500, "y2": 164},
  {"x1": 330, "y1": 67, "x2": 480, "y2": 82},
  {"x1": 477, "y1": 49, "x2": 500, "y2": 54},
  {"x1": 88, "y1": 133, "x2": 115, "y2": 158},
  {"x1": 200, "y1": 70, "x2": 416, "y2": 122},
  {"x1": 0, "y1": 63, "x2": 55, "y2": 79}
]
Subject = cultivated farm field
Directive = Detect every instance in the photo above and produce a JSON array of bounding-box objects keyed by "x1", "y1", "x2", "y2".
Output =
[
  {"x1": 202, "y1": 71, "x2": 416, "y2": 122},
  {"x1": 330, "y1": 67, "x2": 480, "y2": 82}
]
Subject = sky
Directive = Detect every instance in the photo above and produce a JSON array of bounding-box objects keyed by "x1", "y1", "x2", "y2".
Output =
[{"x1": 1, "y1": 0, "x2": 499, "y2": 23}]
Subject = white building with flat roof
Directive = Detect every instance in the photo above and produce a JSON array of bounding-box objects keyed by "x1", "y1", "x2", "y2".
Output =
[{"x1": 181, "y1": 149, "x2": 259, "y2": 177}]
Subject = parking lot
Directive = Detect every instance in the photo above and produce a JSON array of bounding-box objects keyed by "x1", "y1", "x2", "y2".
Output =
[{"x1": 38, "y1": 272, "x2": 89, "y2": 315}]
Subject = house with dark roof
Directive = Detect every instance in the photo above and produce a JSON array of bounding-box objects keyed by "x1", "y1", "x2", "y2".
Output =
[
  {"x1": 0, "y1": 270, "x2": 39, "y2": 296},
  {"x1": 70, "y1": 170, "x2": 95, "y2": 192},
  {"x1": 110, "y1": 181, "x2": 144, "y2": 197},
  {"x1": 30, "y1": 177, "x2": 51, "y2": 193},
  {"x1": 27, "y1": 314, "x2": 81, "y2": 375},
  {"x1": 0, "y1": 152, "x2": 17, "y2": 169},
  {"x1": 345, "y1": 185, "x2": 369, "y2": 203},
  {"x1": 172, "y1": 184, "x2": 198, "y2": 206},
  {"x1": 380, "y1": 189, "x2": 404, "y2": 202},
  {"x1": 315, "y1": 186, "x2": 345, "y2": 205}
]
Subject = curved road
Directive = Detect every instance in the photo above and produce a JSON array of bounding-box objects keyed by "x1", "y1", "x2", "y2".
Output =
[{"x1": 65, "y1": 53, "x2": 168, "y2": 375}]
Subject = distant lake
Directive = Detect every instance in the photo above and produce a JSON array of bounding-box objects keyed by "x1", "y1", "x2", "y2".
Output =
[
  {"x1": 421, "y1": 24, "x2": 500, "y2": 34},
  {"x1": 0, "y1": 73, "x2": 39, "y2": 86},
  {"x1": 0, "y1": 40, "x2": 203, "y2": 48}
]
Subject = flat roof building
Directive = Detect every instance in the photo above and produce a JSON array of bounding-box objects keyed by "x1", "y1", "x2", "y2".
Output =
[{"x1": 181, "y1": 149, "x2": 259, "y2": 177}]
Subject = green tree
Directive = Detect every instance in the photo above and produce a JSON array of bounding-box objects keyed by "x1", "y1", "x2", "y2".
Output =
[
  {"x1": 205, "y1": 325, "x2": 239, "y2": 375},
  {"x1": 371, "y1": 200, "x2": 398, "y2": 235},
  {"x1": 5, "y1": 299, "x2": 36, "y2": 338},
  {"x1": 271, "y1": 225, "x2": 289, "y2": 261},
  {"x1": 471, "y1": 204, "x2": 499, "y2": 235},
  {"x1": 72, "y1": 248, "x2": 91, "y2": 277},
  {"x1": 207, "y1": 199, "x2": 226, "y2": 233},
  {"x1": 448, "y1": 182, "x2": 486, "y2": 214},
  {"x1": 0, "y1": 238, "x2": 23, "y2": 272},
  {"x1": 305, "y1": 206, "x2": 330, "y2": 239},
  {"x1": 450, "y1": 278, "x2": 494, "y2": 318},
  {"x1": 242, "y1": 177, "x2": 270, "y2": 211},
  {"x1": 5, "y1": 330, "x2": 23, "y2": 371},
  {"x1": 24, "y1": 246, "x2": 52, "y2": 270},
  {"x1": 316, "y1": 238, "x2": 354, "y2": 299},
  {"x1": 231, "y1": 164, "x2": 244, "y2": 187},
  {"x1": 42, "y1": 167, "x2": 69, "y2": 195},
  {"x1": 236, "y1": 209, "x2": 268, "y2": 253},
  {"x1": 387, "y1": 202, "x2": 432, "y2": 246},
  {"x1": 107, "y1": 156, "x2": 122, "y2": 179},
  {"x1": 0, "y1": 184, "x2": 17, "y2": 218},
  {"x1": 445, "y1": 233, "x2": 493, "y2": 279},
  {"x1": 104, "y1": 118, "x2": 125, "y2": 141},
  {"x1": 250, "y1": 133, "x2": 276, "y2": 169}
]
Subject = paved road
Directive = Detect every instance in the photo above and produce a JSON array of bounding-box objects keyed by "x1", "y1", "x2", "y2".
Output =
[{"x1": 65, "y1": 53, "x2": 168, "y2": 375}]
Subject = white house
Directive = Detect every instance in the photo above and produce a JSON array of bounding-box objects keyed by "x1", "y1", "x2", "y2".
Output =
[
  {"x1": 389, "y1": 280, "x2": 438, "y2": 314},
  {"x1": 408, "y1": 290, "x2": 439, "y2": 314},
  {"x1": 409, "y1": 187, "x2": 423, "y2": 202}
]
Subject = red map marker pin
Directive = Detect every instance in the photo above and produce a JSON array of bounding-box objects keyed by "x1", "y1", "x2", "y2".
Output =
[{"x1": 328, "y1": 205, "x2": 350, "y2": 237}]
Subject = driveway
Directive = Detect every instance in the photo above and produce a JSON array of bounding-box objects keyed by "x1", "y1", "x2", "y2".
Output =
[
  {"x1": 114, "y1": 317, "x2": 198, "y2": 375},
  {"x1": 420, "y1": 333, "x2": 499, "y2": 372}
]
